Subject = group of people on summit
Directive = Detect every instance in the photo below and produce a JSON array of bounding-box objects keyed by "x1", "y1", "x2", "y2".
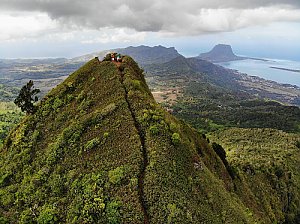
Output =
[{"x1": 111, "y1": 53, "x2": 122, "y2": 62}]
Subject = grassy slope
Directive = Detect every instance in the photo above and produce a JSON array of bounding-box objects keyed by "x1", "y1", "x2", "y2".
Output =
[
  {"x1": 1, "y1": 57, "x2": 290, "y2": 223},
  {"x1": 118, "y1": 57, "x2": 256, "y2": 223},
  {"x1": 0, "y1": 59, "x2": 144, "y2": 223},
  {"x1": 0, "y1": 84, "x2": 23, "y2": 147}
]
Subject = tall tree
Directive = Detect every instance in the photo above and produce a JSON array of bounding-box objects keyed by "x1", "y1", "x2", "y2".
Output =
[{"x1": 14, "y1": 80, "x2": 40, "y2": 114}]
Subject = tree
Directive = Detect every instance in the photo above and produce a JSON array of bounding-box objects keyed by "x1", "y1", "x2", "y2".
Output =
[{"x1": 14, "y1": 80, "x2": 40, "y2": 114}]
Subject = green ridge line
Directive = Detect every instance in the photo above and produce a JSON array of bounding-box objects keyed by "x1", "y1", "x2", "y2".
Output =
[{"x1": 117, "y1": 65, "x2": 150, "y2": 224}]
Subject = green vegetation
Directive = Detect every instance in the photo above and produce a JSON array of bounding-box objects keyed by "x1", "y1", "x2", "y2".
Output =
[
  {"x1": 171, "y1": 132, "x2": 180, "y2": 145},
  {"x1": 0, "y1": 56, "x2": 299, "y2": 223},
  {"x1": 173, "y1": 81, "x2": 300, "y2": 133},
  {"x1": 108, "y1": 166, "x2": 125, "y2": 185},
  {"x1": 84, "y1": 137, "x2": 100, "y2": 151},
  {"x1": 0, "y1": 59, "x2": 144, "y2": 223},
  {"x1": 0, "y1": 102, "x2": 23, "y2": 147},
  {"x1": 0, "y1": 84, "x2": 20, "y2": 102},
  {"x1": 0, "y1": 85, "x2": 24, "y2": 147},
  {"x1": 210, "y1": 128, "x2": 300, "y2": 223}
]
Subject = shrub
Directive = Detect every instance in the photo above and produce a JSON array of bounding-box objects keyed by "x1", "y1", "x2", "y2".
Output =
[
  {"x1": 101, "y1": 103, "x2": 116, "y2": 117},
  {"x1": 167, "y1": 203, "x2": 180, "y2": 224},
  {"x1": 79, "y1": 99, "x2": 93, "y2": 111},
  {"x1": 76, "y1": 90, "x2": 85, "y2": 101},
  {"x1": 149, "y1": 125, "x2": 160, "y2": 135},
  {"x1": 0, "y1": 172, "x2": 11, "y2": 187},
  {"x1": 52, "y1": 98, "x2": 63, "y2": 110},
  {"x1": 131, "y1": 80, "x2": 142, "y2": 90},
  {"x1": 48, "y1": 174, "x2": 64, "y2": 195},
  {"x1": 66, "y1": 94, "x2": 74, "y2": 103},
  {"x1": 140, "y1": 108, "x2": 165, "y2": 127},
  {"x1": 84, "y1": 137, "x2": 100, "y2": 151},
  {"x1": 106, "y1": 201, "x2": 121, "y2": 224},
  {"x1": 169, "y1": 123, "x2": 178, "y2": 132},
  {"x1": 171, "y1": 133, "x2": 181, "y2": 145},
  {"x1": 108, "y1": 166, "x2": 125, "y2": 185},
  {"x1": 19, "y1": 209, "x2": 34, "y2": 224},
  {"x1": 46, "y1": 142, "x2": 62, "y2": 165},
  {"x1": 0, "y1": 216, "x2": 9, "y2": 224},
  {"x1": 37, "y1": 205, "x2": 58, "y2": 224}
]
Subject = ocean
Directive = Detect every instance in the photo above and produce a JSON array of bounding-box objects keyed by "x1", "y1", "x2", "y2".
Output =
[{"x1": 218, "y1": 59, "x2": 300, "y2": 87}]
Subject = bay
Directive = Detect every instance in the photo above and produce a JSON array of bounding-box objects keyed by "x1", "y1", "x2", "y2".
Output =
[{"x1": 218, "y1": 59, "x2": 300, "y2": 87}]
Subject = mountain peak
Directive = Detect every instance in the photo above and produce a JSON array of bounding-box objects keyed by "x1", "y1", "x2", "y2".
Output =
[
  {"x1": 213, "y1": 44, "x2": 234, "y2": 53},
  {"x1": 0, "y1": 56, "x2": 260, "y2": 223},
  {"x1": 198, "y1": 44, "x2": 244, "y2": 63}
]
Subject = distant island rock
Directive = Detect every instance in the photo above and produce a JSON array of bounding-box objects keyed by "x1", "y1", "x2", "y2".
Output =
[
  {"x1": 197, "y1": 44, "x2": 244, "y2": 63},
  {"x1": 197, "y1": 44, "x2": 268, "y2": 63}
]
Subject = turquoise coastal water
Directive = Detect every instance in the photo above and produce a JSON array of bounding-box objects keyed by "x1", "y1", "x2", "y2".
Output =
[{"x1": 218, "y1": 59, "x2": 300, "y2": 87}]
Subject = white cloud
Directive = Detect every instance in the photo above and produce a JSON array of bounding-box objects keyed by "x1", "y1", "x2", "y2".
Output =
[
  {"x1": 80, "y1": 28, "x2": 146, "y2": 44},
  {"x1": 0, "y1": 12, "x2": 58, "y2": 41},
  {"x1": 0, "y1": 0, "x2": 300, "y2": 46}
]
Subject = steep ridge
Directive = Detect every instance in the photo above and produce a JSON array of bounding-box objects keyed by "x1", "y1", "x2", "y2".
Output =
[
  {"x1": 1, "y1": 56, "x2": 295, "y2": 223},
  {"x1": 0, "y1": 59, "x2": 145, "y2": 223},
  {"x1": 117, "y1": 63, "x2": 149, "y2": 223}
]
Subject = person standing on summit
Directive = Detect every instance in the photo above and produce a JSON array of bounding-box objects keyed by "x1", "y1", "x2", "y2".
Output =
[{"x1": 117, "y1": 54, "x2": 121, "y2": 62}]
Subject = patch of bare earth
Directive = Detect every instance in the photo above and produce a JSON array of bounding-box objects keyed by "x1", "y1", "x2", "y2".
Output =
[{"x1": 152, "y1": 87, "x2": 182, "y2": 105}]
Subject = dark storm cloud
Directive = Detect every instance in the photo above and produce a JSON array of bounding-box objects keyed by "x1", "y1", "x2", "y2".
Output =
[{"x1": 1, "y1": 0, "x2": 300, "y2": 34}]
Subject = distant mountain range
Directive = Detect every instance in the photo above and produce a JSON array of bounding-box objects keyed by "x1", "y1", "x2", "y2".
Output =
[
  {"x1": 71, "y1": 45, "x2": 181, "y2": 65},
  {"x1": 1, "y1": 45, "x2": 299, "y2": 106},
  {"x1": 71, "y1": 44, "x2": 270, "y2": 65}
]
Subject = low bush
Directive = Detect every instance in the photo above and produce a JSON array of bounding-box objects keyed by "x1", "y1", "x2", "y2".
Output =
[
  {"x1": 84, "y1": 137, "x2": 100, "y2": 151},
  {"x1": 171, "y1": 133, "x2": 181, "y2": 145},
  {"x1": 108, "y1": 166, "x2": 125, "y2": 185}
]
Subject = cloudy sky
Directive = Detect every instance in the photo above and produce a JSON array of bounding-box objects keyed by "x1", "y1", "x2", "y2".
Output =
[{"x1": 0, "y1": 0, "x2": 300, "y2": 60}]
